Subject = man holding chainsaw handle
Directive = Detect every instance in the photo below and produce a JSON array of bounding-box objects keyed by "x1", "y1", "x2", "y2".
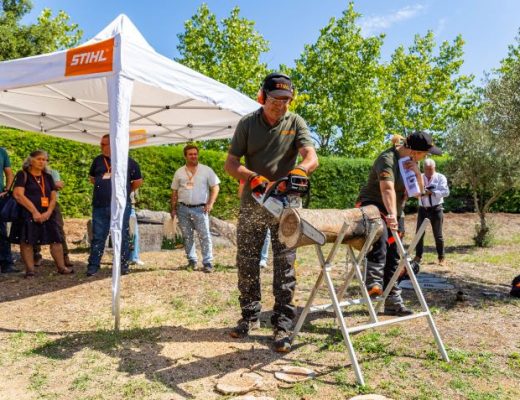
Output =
[{"x1": 224, "y1": 73, "x2": 318, "y2": 353}]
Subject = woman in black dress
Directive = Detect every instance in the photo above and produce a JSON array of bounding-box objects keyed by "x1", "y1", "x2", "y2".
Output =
[{"x1": 11, "y1": 150, "x2": 73, "y2": 278}]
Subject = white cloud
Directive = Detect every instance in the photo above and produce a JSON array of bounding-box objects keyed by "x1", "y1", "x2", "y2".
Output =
[{"x1": 360, "y1": 4, "x2": 426, "y2": 36}]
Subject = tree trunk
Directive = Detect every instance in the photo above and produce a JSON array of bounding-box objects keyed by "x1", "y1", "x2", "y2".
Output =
[{"x1": 278, "y1": 205, "x2": 383, "y2": 250}]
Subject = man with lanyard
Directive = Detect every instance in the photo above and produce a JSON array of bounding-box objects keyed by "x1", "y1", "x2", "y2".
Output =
[
  {"x1": 357, "y1": 131, "x2": 441, "y2": 316},
  {"x1": 0, "y1": 147, "x2": 17, "y2": 273},
  {"x1": 224, "y1": 72, "x2": 318, "y2": 352},
  {"x1": 414, "y1": 158, "x2": 449, "y2": 266},
  {"x1": 86, "y1": 134, "x2": 143, "y2": 277},
  {"x1": 170, "y1": 144, "x2": 220, "y2": 273}
]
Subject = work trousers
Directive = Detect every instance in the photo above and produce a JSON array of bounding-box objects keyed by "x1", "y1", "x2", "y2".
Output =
[
  {"x1": 236, "y1": 195, "x2": 296, "y2": 332},
  {"x1": 362, "y1": 202, "x2": 404, "y2": 307},
  {"x1": 415, "y1": 205, "x2": 444, "y2": 260}
]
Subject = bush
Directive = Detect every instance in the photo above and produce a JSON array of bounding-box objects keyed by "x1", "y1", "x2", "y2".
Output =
[{"x1": 2, "y1": 128, "x2": 519, "y2": 218}]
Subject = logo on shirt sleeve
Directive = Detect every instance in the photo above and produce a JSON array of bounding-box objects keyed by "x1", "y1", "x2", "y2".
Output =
[{"x1": 379, "y1": 171, "x2": 392, "y2": 179}]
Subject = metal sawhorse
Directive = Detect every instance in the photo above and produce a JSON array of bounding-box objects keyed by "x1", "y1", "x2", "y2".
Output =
[{"x1": 290, "y1": 218, "x2": 450, "y2": 385}]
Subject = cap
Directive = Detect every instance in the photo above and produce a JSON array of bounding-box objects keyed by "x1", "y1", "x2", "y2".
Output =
[
  {"x1": 405, "y1": 131, "x2": 442, "y2": 155},
  {"x1": 262, "y1": 73, "x2": 294, "y2": 98}
]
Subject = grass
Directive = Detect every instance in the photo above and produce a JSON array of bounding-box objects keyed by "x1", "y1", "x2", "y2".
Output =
[{"x1": 0, "y1": 213, "x2": 519, "y2": 399}]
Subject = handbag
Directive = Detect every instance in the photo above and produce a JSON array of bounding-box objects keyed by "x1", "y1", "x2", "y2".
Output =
[
  {"x1": 0, "y1": 192, "x2": 20, "y2": 222},
  {"x1": 0, "y1": 171, "x2": 26, "y2": 222}
]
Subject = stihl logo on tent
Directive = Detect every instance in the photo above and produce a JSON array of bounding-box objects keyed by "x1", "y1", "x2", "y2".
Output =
[{"x1": 65, "y1": 38, "x2": 115, "y2": 76}]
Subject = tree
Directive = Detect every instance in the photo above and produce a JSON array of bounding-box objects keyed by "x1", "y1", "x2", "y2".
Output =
[
  {"x1": 176, "y1": 4, "x2": 269, "y2": 99},
  {"x1": 445, "y1": 115, "x2": 520, "y2": 246},
  {"x1": 176, "y1": 4, "x2": 269, "y2": 151},
  {"x1": 0, "y1": 0, "x2": 82, "y2": 61},
  {"x1": 290, "y1": 3, "x2": 386, "y2": 157},
  {"x1": 382, "y1": 32, "x2": 477, "y2": 141}
]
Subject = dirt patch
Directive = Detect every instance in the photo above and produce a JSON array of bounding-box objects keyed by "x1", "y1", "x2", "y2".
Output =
[{"x1": 0, "y1": 212, "x2": 519, "y2": 399}]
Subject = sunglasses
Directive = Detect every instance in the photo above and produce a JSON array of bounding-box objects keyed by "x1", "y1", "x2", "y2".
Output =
[{"x1": 267, "y1": 95, "x2": 292, "y2": 105}]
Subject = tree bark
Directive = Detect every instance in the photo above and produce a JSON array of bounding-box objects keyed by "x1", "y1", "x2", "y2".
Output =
[{"x1": 278, "y1": 205, "x2": 383, "y2": 250}]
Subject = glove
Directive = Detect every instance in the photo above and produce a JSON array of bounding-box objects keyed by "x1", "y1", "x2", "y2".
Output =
[
  {"x1": 288, "y1": 166, "x2": 308, "y2": 178},
  {"x1": 287, "y1": 166, "x2": 309, "y2": 193},
  {"x1": 249, "y1": 173, "x2": 269, "y2": 194}
]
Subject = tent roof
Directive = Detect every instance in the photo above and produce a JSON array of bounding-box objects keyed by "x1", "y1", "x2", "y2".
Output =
[{"x1": 0, "y1": 14, "x2": 258, "y2": 147}]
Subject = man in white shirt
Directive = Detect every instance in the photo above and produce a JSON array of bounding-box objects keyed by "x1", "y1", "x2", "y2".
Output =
[
  {"x1": 414, "y1": 159, "x2": 450, "y2": 265},
  {"x1": 171, "y1": 144, "x2": 220, "y2": 273}
]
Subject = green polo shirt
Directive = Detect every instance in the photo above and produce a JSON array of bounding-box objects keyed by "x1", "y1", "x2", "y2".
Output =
[
  {"x1": 0, "y1": 147, "x2": 11, "y2": 191},
  {"x1": 229, "y1": 109, "x2": 314, "y2": 181},
  {"x1": 358, "y1": 147, "x2": 406, "y2": 215}
]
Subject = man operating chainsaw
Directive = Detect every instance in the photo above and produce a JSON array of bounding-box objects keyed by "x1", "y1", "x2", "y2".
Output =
[{"x1": 224, "y1": 73, "x2": 318, "y2": 353}]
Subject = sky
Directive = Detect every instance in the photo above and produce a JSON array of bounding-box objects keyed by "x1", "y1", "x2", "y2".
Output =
[{"x1": 24, "y1": 0, "x2": 520, "y2": 84}]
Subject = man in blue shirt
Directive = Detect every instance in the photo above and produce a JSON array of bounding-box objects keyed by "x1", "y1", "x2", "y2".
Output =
[
  {"x1": 86, "y1": 135, "x2": 143, "y2": 276},
  {"x1": 0, "y1": 147, "x2": 17, "y2": 273}
]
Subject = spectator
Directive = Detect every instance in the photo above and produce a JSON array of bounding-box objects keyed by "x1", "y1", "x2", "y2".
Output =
[
  {"x1": 33, "y1": 163, "x2": 72, "y2": 268},
  {"x1": 170, "y1": 144, "x2": 220, "y2": 273},
  {"x1": 414, "y1": 158, "x2": 450, "y2": 266},
  {"x1": 0, "y1": 147, "x2": 17, "y2": 273},
  {"x1": 10, "y1": 150, "x2": 73, "y2": 278},
  {"x1": 86, "y1": 134, "x2": 143, "y2": 277},
  {"x1": 224, "y1": 72, "x2": 318, "y2": 352}
]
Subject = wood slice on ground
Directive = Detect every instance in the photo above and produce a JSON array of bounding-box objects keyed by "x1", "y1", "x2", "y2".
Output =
[
  {"x1": 349, "y1": 395, "x2": 393, "y2": 400},
  {"x1": 278, "y1": 205, "x2": 383, "y2": 250},
  {"x1": 274, "y1": 366, "x2": 316, "y2": 383},
  {"x1": 215, "y1": 371, "x2": 263, "y2": 395}
]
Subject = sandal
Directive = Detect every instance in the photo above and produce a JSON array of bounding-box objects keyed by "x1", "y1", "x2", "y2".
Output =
[
  {"x1": 57, "y1": 267, "x2": 74, "y2": 275},
  {"x1": 24, "y1": 271, "x2": 35, "y2": 279}
]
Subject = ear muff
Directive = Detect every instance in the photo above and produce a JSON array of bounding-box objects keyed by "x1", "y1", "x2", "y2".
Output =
[{"x1": 256, "y1": 88, "x2": 266, "y2": 105}]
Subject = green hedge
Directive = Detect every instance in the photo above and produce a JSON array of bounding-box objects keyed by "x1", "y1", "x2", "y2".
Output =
[{"x1": 2, "y1": 128, "x2": 519, "y2": 217}]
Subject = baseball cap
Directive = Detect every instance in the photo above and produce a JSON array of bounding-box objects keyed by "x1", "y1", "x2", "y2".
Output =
[
  {"x1": 405, "y1": 131, "x2": 442, "y2": 155},
  {"x1": 262, "y1": 73, "x2": 294, "y2": 98}
]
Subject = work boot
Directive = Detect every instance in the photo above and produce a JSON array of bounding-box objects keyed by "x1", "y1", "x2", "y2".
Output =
[
  {"x1": 367, "y1": 284, "x2": 383, "y2": 298},
  {"x1": 229, "y1": 319, "x2": 260, "y2": 339},
  {"x1": 384, "y1": 304, "x2": 413, "y2": 316},
  {"x1": 273, "y1": 329, "x2": 291, "y2": 353}
]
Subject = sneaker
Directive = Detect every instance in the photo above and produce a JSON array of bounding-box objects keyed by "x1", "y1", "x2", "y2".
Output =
[
  {"x1": 1, "y1": 264, "x2": 20, "y2": 273},
  {"x1": 229, "y1": 319, "x2": 261, "y2": 339},
  {"x1": 202, "y1": 263, "x2": 213, "y2": 273},
  {"x1": 367, "y1": 284, "x2": 383, "y2": 298},
  {"x1": 273, "y1": 329, "x2": 292, "y2": 353},
  {"x1": 259, "y1": 260, "x2": 267, "y2": 268},
  {"x1": 86, "y1": 270, "x2": 97, "y2": 277},
  {"x1": 121, "y1": 269, "x2": 130, "y2": 276},
  {"x1": 384, "y1": 304, "x2": 413, "y2": 316},
  {"x1": 134, "y1": 260, "x2": 145, "y2": 266},
  {"x1": 86, "y1": 266, "x2": 98, "y2": 277}
]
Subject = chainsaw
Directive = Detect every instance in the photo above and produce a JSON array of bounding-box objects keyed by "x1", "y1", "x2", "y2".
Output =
[{"x1": 252, "y1": 174, "x2": 326, "y2": 246}]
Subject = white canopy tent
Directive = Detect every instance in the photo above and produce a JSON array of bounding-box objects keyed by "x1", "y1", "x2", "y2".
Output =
[{"x1": 0, "y1": 14, "x2": 258, "y2": 329}]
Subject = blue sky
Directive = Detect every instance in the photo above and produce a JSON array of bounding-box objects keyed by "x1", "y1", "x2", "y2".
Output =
[{"x1": 26, "y1": 1, "x2": 520, "y2": 83}]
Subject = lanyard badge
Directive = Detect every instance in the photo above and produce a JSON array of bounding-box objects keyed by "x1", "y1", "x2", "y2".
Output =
[
  {"x1": 103, "y1": 157, "x2": 112, "y2": 179},
  {"x1": 32, "y1": 174, "x2": 49, "y2": 208}
]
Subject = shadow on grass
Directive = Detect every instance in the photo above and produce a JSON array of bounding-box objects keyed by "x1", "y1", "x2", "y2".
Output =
[{"x1": 4, "y1": 325, "x2": 284, "y2": 399}]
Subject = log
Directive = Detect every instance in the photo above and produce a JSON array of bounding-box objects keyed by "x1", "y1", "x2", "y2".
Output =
[{"x1": 278, "y1": 205, "x2": 383, "y2": 250}]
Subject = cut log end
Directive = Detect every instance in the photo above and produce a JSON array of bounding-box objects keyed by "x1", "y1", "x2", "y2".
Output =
[{"x1": 278, "y1": 206, "x2": 383, "y2": 250}]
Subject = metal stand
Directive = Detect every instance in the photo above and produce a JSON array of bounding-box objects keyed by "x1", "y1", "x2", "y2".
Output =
[{"x1": 291, "y1": 218, "x2": 449, "y2": 386}]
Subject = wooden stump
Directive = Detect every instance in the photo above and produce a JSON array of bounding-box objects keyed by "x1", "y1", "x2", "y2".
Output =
[{"x1": 278, "y1": 205, "x2": 383, "y2": 250}]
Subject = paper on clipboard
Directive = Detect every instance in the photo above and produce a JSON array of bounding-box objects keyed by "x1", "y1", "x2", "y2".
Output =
[{"x1": 398, "y1": 156, "x2": 421, "y2": 197}]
